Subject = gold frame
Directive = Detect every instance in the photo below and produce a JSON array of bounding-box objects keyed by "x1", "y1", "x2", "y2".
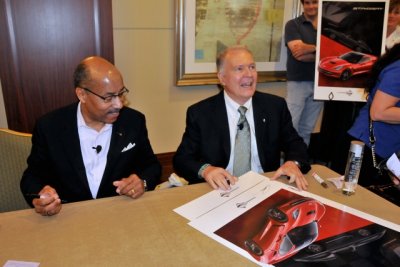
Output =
[{"x1": 175, "y1": 0, "x2": 299, "y2": 86}]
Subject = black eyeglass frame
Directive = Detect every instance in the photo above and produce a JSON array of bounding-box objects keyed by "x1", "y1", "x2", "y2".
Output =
[{"x1": 81, "y1": 86, "x2": 129, "y2": 103}]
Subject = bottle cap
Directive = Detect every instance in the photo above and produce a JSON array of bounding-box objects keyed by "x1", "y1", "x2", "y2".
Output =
[{"x1": 350, "y1": 140, "x2": 364, "y2": 154}]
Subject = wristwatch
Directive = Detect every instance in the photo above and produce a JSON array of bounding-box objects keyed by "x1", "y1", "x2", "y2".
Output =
[
  {"x1": 290, "y1": 160, "x2": 311, "y2": 174},
  {"x1": 292, "y1": 160, "x2": 301, "y2": 169}
]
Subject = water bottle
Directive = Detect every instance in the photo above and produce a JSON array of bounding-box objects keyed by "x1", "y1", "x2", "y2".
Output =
[{"x1": 342, "y1": 141, "x2": 365, "y2": 195}]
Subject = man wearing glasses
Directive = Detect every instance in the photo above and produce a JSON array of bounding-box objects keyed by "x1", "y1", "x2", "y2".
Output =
[{"x1": 21, "y1": 56, "x2": 161, "y2": 216}]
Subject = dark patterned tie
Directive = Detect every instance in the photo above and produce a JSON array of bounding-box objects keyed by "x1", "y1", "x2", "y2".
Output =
[{"x1": 233, "y1": 106, "x2": 251, "y2": 177}]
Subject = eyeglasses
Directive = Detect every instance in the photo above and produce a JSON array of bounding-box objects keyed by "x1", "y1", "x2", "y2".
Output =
[{"x1": 81, "y1": 87, "x2": 129, "y2": 103}]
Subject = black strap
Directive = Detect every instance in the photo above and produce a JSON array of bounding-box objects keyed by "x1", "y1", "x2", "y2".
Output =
[{"x1": 367, "y1": 96, "x2": 379, "y2": 169}]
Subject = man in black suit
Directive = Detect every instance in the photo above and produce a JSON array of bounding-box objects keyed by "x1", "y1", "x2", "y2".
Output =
[
  {"x1": 21, "y1": 56, "x2": 161, "y2": 216},
  {"x1": 173, "y1": 46, "x2": 310, "y2": 191}
]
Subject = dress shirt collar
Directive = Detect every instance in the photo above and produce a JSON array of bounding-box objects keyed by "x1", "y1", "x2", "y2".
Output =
[
  {"x1": 77, "y1": 102, "x2": 112, "y2": 132},
  {"x1": 223, "y1": 91, "x2": 252, "y2": 114}
]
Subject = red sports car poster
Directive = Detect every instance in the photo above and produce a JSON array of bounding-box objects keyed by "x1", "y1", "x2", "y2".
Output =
[
  {"x1": 215, "y1": 189, "x2": 399, "y2": 266},
  {"x1": 175, "y1": 172, "x2": 400, "y2": 267},
  {"x1": 314, "y1": 0, "x2": 388, "y2": 101}
]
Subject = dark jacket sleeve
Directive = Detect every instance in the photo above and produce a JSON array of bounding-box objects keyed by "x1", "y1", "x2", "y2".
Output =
[
  {"x1": 173, "y1": 105, "x2": 207, "y2": 183},
  {"x1": 277, "y1": 97, "x2": 311, "y2": 173}
]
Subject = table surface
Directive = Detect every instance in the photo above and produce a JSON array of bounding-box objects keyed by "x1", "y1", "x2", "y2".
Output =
[{"x1": 1, "y1": 165, "x2": 399, "y2": 267}]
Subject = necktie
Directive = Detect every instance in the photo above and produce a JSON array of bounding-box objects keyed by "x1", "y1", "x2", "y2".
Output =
[{"x1": 233, "y1": 106, "x2": 251, "y2": 177}]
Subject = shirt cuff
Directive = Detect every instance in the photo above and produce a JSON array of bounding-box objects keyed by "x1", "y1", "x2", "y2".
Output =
[{"x1": 198, "y1": 163, "x2": 211, "y2": 179}]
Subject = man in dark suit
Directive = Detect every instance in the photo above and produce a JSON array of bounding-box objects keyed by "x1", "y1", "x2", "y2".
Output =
[
  {"x1": 173, "y1": 46, "x2": 310, "y2": 191},
  {"x1": 21, "y1": 56, "x2": 161, "y2": 216}
]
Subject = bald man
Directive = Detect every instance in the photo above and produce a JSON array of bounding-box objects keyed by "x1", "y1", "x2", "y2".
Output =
[{"x1": 21, "y1": 56, "x2": 161, "y2": 216}]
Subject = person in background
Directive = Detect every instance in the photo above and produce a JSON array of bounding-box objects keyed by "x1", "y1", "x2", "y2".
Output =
[
  {"x1": 386, "y1": 0, "x2": 400, "y2": 50},
  {"x1": 348, "y1": 43, "x2": 400, "y2": 186},
  {"x1": 173, "y1": 46, "x2": 310, "y2": 191},
  {"x1": 21, "y1": 56, "x2": 161, "y2": 216},
  {"x1": 284, "y1": 0, "x2": 323, "y2": 146}
]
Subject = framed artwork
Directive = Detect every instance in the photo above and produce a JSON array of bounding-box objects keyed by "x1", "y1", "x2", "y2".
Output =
[{"x1": 175, "y1": 0, "x2": 300, "y2": 86}]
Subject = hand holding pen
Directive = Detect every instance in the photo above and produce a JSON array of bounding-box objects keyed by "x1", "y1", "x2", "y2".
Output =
[{"x1": 29, "y1": 185, "x2": 63, "y2": 216}]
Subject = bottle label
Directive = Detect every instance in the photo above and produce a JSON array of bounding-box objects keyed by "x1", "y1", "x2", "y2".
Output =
[{"x1": 342, "y1": 152, "x2": 363, "y2": 195}]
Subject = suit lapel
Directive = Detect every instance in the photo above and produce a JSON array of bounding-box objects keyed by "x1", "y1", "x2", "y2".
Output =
[
  {"x1": 103, "y1": 124, "x2": 126, "y2": 177},
  {"x1": 213, "y1": 92, "x2": 231, "y2": 161},
  {"x1": 252, "y1": 92, "x2": 269, "y2": 165},
  {"x1": 59, "y1": 105, "x2": 90, "y2": 191}
]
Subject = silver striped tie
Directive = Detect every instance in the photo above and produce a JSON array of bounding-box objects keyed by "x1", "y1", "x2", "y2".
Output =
[{"x1": 233, "y1": 106, "x2": 251, "y2": 177}]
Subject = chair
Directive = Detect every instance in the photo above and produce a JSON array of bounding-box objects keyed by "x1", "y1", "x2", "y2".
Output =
[{"x1": 0, "y1": 128, "x2": 32, "y2": 212}]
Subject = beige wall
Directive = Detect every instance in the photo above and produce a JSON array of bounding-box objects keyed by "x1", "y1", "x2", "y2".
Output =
[
  {"x1": 0, "y1": 0, "x2": 320, "y2": 153},
  {"x1": 112, "y1": 0, "x2": 292, "y2": 153}
]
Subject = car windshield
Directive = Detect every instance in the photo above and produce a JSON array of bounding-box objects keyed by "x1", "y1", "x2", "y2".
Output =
[
  {"x1": 340, "y1": 53, "x2": 363, "y2": 63},
  {"x1": 279, "y1": 222, "x2": 319, "y2": 255}
]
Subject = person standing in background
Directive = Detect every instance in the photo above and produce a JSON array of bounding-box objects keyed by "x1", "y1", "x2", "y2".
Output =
[
  {"x1": 284, "y1": 0, "x2": 323, "y2": 146},
  {"x1": 386, "y1": 0, "x2": 400, "y2": 50},
  {"x1": 348, "y1": 43, "x2": 400, "y2": 187}
]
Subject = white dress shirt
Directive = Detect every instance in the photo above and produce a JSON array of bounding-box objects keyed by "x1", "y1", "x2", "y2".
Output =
[
  {"x1": 224, "y1": 91, "x2": 264, "y2": 174},
  {"x1": 77, "y1": 102, "x2": 112, "y2": 198}
]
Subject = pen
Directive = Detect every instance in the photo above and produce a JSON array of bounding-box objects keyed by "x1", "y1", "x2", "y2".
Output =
[
  {"x1": 312, "y1": 172, "x2": 328, "y2": 188},
  {"x1": 25, "y1": 193, "x2": 67, "y2": 203}
]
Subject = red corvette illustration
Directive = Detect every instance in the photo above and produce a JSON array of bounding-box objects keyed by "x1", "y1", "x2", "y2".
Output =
[
  {"x1": 318, "y1": 51, "x2": 377, "y2": 81},
  {"x1": 244, "y1": 197, "x2": 326, "y2": 264}
]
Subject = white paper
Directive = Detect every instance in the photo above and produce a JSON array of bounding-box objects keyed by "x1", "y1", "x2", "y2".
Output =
[
  {"x1": 386, "y1": 152, "x2": 400, "y2": 179},
  {"x1": 173, "y1": 171, "x2": 269, "y2": 221},
  {"x1": 175, "y1": 171, "x2": 400, "y2": 267},
  {"x1": 3, "y1": 261, "x2": 39, "y2": 267}
]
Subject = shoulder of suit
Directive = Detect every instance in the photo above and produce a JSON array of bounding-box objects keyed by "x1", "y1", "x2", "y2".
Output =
[
  {"x1": 188, "y1": 92, "x2": 222, "y2": 110},
  {"x1": 38, "y1": 102, "x2": 78, "y2": 122},
  {"x1": 118, "y1": 106, "x2": 145, "y2": 120}
]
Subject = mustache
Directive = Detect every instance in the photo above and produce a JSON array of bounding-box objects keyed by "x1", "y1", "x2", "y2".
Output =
[{"x1": 107, "y1": 108, "x2": 121, "y2": 114}]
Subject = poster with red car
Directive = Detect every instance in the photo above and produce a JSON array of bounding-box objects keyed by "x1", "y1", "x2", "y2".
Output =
[
  {"x1": 177, "y1": 172, "x2": 400, "y2": 267},
  {"x1": 314, "y1": 0, "x2": 388, "y2": 101},
  {"x1": 215, "y1": 189, "x2": 399, "y2": 266}
]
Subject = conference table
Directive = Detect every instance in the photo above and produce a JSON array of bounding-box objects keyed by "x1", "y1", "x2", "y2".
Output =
[{"x1": 1, "y1": 165, "x2": 399, "y2": 266}]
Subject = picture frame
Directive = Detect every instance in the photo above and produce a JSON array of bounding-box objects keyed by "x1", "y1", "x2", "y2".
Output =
[{"x1": 175, "y1": 0, "x2": 300, "y2": 86}]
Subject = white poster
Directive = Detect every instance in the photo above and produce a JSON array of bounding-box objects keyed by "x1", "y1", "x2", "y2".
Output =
[
  {"x1": 175, "y1": 172, "x2": 400, "y2": 266},
  {"x1": 314, "y1": 0, "x2": 388, "y2": 101}
]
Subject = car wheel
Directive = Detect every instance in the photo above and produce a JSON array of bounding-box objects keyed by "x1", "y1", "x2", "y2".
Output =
[
  {"x1": 267, "y1": 207, "x2": 288, "y2": 223},
  {"x1": 306, "y1": 243, "x2": 324, "y2": 253},
  {"x1": 340, "y1": 69, "x2": 351, "y2": 81},
  {"x1": 358, "y1": 228, "x2": 372, "y2": 237},
  {"x1": 244, "y1": 240, "x2": 264, "y2": 256}
]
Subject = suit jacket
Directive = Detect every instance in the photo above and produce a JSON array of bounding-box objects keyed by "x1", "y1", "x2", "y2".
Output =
[
  {"x1": 21, "y1": 103, "x2": 161, "y2": 204},
  {"x1": 173, "y1": 91, "x2": 310, "y2": 183}
]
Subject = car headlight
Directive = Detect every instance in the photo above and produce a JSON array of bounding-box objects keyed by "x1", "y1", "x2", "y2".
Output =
[{"x1": 334, "y1": 66, "x2": 344, "y2": 71}]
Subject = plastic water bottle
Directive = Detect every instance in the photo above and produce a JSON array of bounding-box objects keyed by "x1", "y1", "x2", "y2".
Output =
[{"x1": 342, "y1": 141, "x2": 365, "y2": 195}]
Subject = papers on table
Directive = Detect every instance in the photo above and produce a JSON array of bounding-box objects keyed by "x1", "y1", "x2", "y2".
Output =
[
  {"x1": 387, "y1": 152, "x2": 400, "y2": 180},
  {"x1": 174, "y1": 171, "x2": 400, "y2": 267},
  {"x1": 3, "y1": 261, "x2": 39, "y2": 267}
]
